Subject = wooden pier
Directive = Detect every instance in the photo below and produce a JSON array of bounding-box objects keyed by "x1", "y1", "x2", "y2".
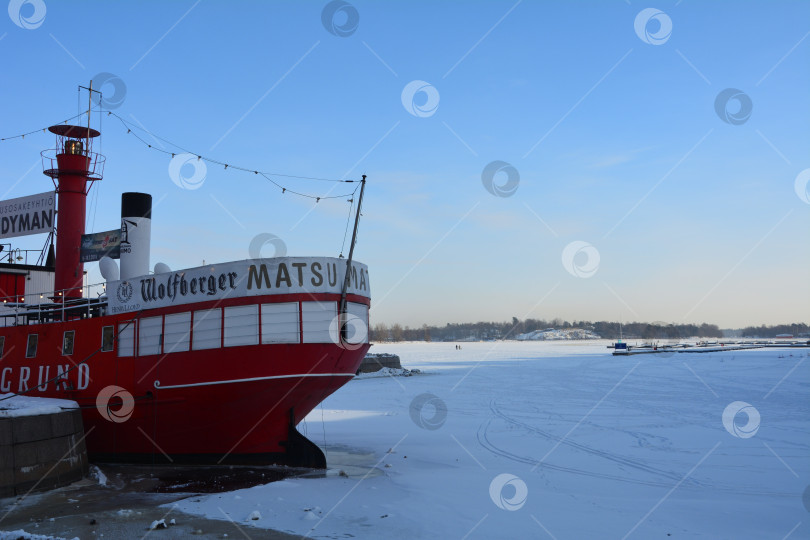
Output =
[{"x1": 611, "y1": 340, "x2": 809, "y2": 356}]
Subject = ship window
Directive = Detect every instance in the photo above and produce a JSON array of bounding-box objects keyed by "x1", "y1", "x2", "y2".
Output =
[
  {"x1": 0, "y1": 336, "x2": 5, "y2": 358},
  {"x1": 344, "y1": 302, "x2": 369, "y2": 345},
  {"x1": 261, "y1": 302, "x2": 299, "y2": 344},
  {"x1": 101, "y1": 326, "x2": 114, "y2": 352},
  {"x1": 118, "y1": 321, "x2": 135, "y2": 357},
  {"x1": 138, "y1": 316, "x2": 163, "y2": 356},
  {"x1": 301, "y1": 301, "x2": 338, "y2": 344},
  {"x1": 163, "y1": 312, "x2": 191, "y2": 353},
  {"x1": 25, "y1": 334, "x2": 38, "y2": 358},
  {"x1": 224, "y1": 305, "x2": 259, "y2": 347},
  {"x1": 62, "y1": 330, "x2": 75, "y2": 356},
  {"x1": 192, "y1": 308, "x2": 221, "y2": 350}
]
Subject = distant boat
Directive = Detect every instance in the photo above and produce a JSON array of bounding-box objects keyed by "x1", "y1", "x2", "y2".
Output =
[{"x1": 612, "y1": 321, "x2": 628, "y2": 354}]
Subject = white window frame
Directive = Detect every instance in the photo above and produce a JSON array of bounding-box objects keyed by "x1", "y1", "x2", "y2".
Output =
[
  {"x1": 301, "y1": 301, "x2": 338, "y2": 344},
  {"x1": 224, "y1": 304, "x2": 259, "y2": 347},
  {"x1": 261, "y1": 302, "x2": 300, "y2": 344},
  {"x1": 138, "y1": 316, "x2": 163, "y2": 356},
  {"x1": 192, "y1": 308, "x2": 222, "y2": 351},
  {"x1": 163, "y1": 312, "x2": 192, "y2": 354},
  {"x1": 117, "y1": 321, "x2": 136, "y2": 357}
]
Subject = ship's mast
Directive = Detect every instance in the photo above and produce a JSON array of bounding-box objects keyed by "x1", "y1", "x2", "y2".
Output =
[
  {"x1": 86, "y1": 80, "x2": 92, "y2": 146},
  {"x1": 338, "y1": 175, "x2": 366, "y2": 337}
]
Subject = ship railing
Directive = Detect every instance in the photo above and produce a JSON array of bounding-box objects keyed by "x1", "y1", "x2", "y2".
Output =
[
  {"x1": 0, "y1": 281, "x2": 109, "y2": 327},
  {"x1": 0, "y1": 246, "x2": 45, "y2": 266},
  {"x1": 41, "y1": 149, "x2": 106, "y2": 182}
]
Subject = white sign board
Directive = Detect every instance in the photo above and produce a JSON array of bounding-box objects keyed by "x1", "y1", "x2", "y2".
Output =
[
  {"x1": 107, "y1": 257, "x2": 370, "y2": 314},
  {"x1": 0, "y1": 191, "x2": 56, "y2": 239}
]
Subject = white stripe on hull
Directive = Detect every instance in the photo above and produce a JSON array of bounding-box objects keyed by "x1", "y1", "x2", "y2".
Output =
[{"x1": 153, "y1": 372, "x2": 354, "y2": 390}]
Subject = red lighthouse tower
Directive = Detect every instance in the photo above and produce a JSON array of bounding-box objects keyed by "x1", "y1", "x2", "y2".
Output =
[{"x1": 42, "y1": 125, "x2": 105, "y2": 299}]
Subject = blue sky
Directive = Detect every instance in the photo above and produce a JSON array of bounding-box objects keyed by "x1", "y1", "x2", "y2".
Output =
[{"x1": 1, "y1": 0, "x2": 808, "y2": 328}]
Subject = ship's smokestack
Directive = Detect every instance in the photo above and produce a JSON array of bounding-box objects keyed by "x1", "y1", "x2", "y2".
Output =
[{"x1": 119, "y1": 192, "x2": 152, "y2": 280}]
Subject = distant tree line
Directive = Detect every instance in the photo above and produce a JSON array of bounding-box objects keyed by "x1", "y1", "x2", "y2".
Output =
[
  {"x1": 740, "y1": 323, "x2": 809, "y2": 338},
  {"x1": 368, "y1": 318, "x2": 728, "y2": 342}
]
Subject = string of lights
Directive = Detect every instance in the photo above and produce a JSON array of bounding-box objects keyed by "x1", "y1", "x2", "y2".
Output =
[
  {"x1": 0, "y1": 109, "x2": 363, "y2": 203},
  {"x1": 106, "y1": 112, "x2": 360, "y2": 202},
  {"x1": 0, "y1": 112, "x2": 86, "y2": 141}
]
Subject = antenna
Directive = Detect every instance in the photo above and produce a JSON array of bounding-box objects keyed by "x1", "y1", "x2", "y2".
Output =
[
  {"x1": 87, "y1": 80, "x2": 92, "y2": 144},
  {"x1": 78, "y1": 81, "x2": 102, "y2": 147}
]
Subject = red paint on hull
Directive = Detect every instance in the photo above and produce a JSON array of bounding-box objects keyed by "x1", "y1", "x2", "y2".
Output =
[{"x1": 0, "y1": 292, "x2": 369, "y2": 466}]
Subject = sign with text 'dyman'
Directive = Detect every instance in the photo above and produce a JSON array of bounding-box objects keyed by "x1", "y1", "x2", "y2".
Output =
[{"x1": 0, "y1": 191, "x2": 56, "y2": 239}]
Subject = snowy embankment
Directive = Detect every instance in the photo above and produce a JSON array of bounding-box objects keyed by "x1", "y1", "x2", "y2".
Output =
[
  {"x1": 0, "y1": 531, "x2": 78, "y2": 540},
  {"x1": 516, "y1": 328, "x2": 601, "y2": 340},
  {"x1": 174, "y1": 341, "x2": 810, "y2": 539},
  {"x1": 0, "y1": 395, "x2": 78, "y2": 418}
]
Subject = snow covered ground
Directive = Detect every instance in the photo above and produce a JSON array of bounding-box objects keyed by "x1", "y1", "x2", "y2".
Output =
[
  {"x1": 175, "y1": 341, "x2": 810, "y2": 539},
  {"x1": 0, "y1": 395, "x2": 78, "y2": 418}
]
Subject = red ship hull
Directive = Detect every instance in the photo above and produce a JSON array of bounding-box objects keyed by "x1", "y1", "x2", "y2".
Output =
[
  {"x1": 0, "y1": 289, "x2": 370, "y2": 467},
  {"x1": 1, "y1": 121, "x2": 371, "y2": 469}
]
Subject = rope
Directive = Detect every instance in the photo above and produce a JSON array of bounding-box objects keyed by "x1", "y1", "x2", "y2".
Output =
[
  {"x1": 339, "y1": 196, "x2": 355, "y2": 257},
  {"x1": 0, "y1": 112, "x2": 86, "y2": 142},
  {"x1": 107, "y1": 112, "x2": 361, "y2": 202},
  {"x1": 0, "y1": 109, "x2": 364, "y2": 203}
]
